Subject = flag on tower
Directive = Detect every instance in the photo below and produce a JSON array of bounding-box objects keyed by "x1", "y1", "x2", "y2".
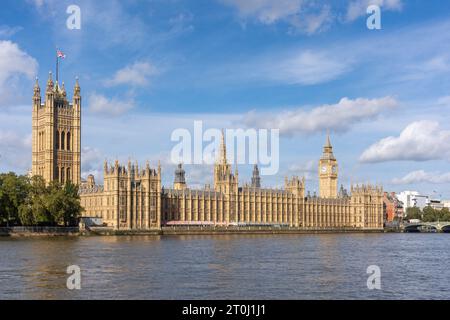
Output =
[{"x1": 57, "y1": 50, "x2": 66, "y2": 59}]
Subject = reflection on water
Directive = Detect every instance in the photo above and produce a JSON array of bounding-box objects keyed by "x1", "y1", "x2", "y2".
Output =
[{"x1": 0, "y1": 234, "x2": 449, "y2": 300}]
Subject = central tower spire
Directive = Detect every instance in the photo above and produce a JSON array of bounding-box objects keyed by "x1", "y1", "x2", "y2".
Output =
[
  {"x1": 322, "y1": 130, "x2": 335, "y2": 160},
  {"x1": 319, "y1": 131, "x2": 338, "y2": 198},
  {"x1": 219, "y1": 129, "x2": 227, "y2": 164}
]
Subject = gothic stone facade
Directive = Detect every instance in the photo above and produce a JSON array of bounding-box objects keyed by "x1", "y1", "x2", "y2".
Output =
[
  {"x1": 32, "y1": 73, "x2": 81, "y2": 185},
  {"x1": 80, "y1": 161, "x2": 161, "y2": 230},
  {"x1": 31, "y1": 76, "x2": 384, "y2": 231},
  {"x1": 79, "y1": 133, "x2": 383, "y2": 231}
]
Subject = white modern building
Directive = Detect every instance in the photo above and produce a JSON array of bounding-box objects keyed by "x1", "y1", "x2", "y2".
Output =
[
  {"x1": 397, "y1": 191, "x2": 430, "y2": 210},
  {"x1": 443, "y1": 200, "x2": 450, "y2": 209},
  {"x1": 429, "y1": 199, "x2": 444, "y2": 210}
]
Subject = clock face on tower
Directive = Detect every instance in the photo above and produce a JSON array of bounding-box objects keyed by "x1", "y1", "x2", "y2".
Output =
[
  {"x1": 332, "y1": 165, "x2": 337, "y2": 174},
  {"x1": 321, "y1": 166, "x2": 327, "y2": 173}
]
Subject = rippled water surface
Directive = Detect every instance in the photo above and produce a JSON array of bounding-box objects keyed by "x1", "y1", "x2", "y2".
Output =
[{"x1": 0, "y1": 234, "x2": 449, "y2": 299}]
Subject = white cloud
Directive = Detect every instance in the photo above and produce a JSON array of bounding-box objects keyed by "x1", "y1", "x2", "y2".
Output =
[
  {"x1": 360, "y1": 121, "x2": 450, "y2": 163},
  {"x1": 0, "y1": 25, "x2": 23, "y2": 38},
  {"x1": 0, "y1": 41, "x2": 38, "y2": 107},
  {"x1": 213, "y1": 48, "x2": 352, "y2": 86},
  {"x1": 88, "y1": 92, "x2": 135, "y2": 116},
  {"x1": 105, "y1": 62, "x2": 158, "y2": 87},
  {"x1": 221, "y1": 0, "x2": 333, "y2": 34},
  {"x1": 0, "y1": 130, "x2": 31, "y2": 172},
  {"x1": 264, "y1": 50, "x2": 350, "y2": 85},
  {"x1": 222, "y1": 0, "x2": 303, "y2": 24},
  {"x1": 392, "y1": 170, "x2": 450, "y2": 185},
  {"x1": 287, "y1": 160, "x2": 316, "y2": 181},
  {"x1": 289, "y1": 5, "x2": 333, "y2": 35},
  {"x1": 437, "y1": 96, "x2": 450, "y2": 107},
  {"x1": 81, "y1": 146, "x2": 104, "y2": 179},
  {"x1": 168, "y1": 13, "x2": 195, "y2": 35},
  {"x1": 29, "y1": 0, "x2": 45, "y2": 7},
  {"x1": 346, "y1": 0, "x2": 403, "y2": 22},
  {"x1": 244, "y1": 96, "x2": 398, "y2": 136},
  {"x1": 222, "y1": 0, "x2": 404, "y2": 33},
  {"x1": 185, "y1": 164, "x2": 214, "y2": 189},
  {"x1": 400, "y1": 55, "x2": 450, "y2": 82}
]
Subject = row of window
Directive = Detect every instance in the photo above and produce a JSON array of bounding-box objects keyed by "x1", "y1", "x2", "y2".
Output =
[
  {"x1": 55, "y1": 167, "x2": 71, "y2": 183},
  {"x1": 105, "y1": 181, "x2": 157, "y2": 190},
  {"x1": 119, "y1": 210, "x2": 157, "y2": 222},
  {"x1": 55, "y1": 130, "x2": 71, "y2": 151},
  {"x1": 37, "y1": 131, "x2": 46, "y2": 151}
]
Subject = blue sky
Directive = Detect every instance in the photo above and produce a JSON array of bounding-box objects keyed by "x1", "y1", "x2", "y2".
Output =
[{"x1": 1, "y1": 0, "x2": 450, "y2": 198}]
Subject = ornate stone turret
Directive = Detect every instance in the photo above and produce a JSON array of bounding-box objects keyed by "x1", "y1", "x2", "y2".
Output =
[
  {"x1": 87, "y1": 174, "x2": 95, "y2": 188},
  {"x1": 213, "y1": 129, "x2": 238, "y2": 194},
  {"x1": 61, "y1": 81, "x2": 67, "y2": 97},
  {"x1": 74, "y1": 77, "x2": 80, "y2": 97},
  {"x1": 174, "y1": 163, "x2": 187, "y2": 190},
  {"x1": 33, "y1": 77, "x2": 41, "y2": 111},
  {"x1": 251, "y1": 164, "x2": 261, "y2": 188},
  {"x1": 338, "y1": 184, "x2": 349, "y2": 198},
  {"x1": 46, "y1": 71, "x2": 54, "y2": 92},
  {"x1": 33, "y1": 77, "x2": 40, "y2": 97},
  {"x1": 285, "y1": 176, "x2": 305, "y2": 197}
]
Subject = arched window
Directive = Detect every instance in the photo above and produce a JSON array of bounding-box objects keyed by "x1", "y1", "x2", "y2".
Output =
[
  {"x1": 56, "y1": 131, "x2": 60, "y2": 149},
  {"x1": 61, "y1": 167, "x2": 65, "y2": 183},
  {"x1": 67, "y1": 132, "x2": 71, "y2": 151},
  {"x1": 66, "y1": 167, "x2": 71, "y2": 182},
  {"x1": 61, "y1": 131, "x2": 65, "y2": 150},
  {"x1": 56, "y1": 166, "x2": 59, "y2": 181}
]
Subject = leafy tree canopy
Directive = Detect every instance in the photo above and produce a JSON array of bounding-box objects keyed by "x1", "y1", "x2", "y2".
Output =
[{"x1": 1, "y1": 173, "x2": 83, "y2": 227}]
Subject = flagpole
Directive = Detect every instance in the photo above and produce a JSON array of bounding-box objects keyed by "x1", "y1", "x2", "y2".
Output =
[{"x1": 56, "y1": 49, "x2": 59, "y2": 84}]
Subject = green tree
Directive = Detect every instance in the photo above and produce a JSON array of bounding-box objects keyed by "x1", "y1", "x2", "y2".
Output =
[
  {"x1": 18, "y1": 176, "x2": 50, "y2": 226},
  {"x1": 18, "y1": 177, "x2": 83, "y2": 226},
  {"x1": 420, "y1": 206, "x2": 450, "y2": 222},
  {"x1": 0, "y1": 173, "x2": 30, "y2": 226},
  {"x1": 441, "y1": 208, "x2": 450, "y2": 222},
  {"x1": 422, "y1": 206, "x2": 436, "y2": 222},
  {"x1": 406, "y1": 207, "x2": 422, "y2": 220},
  {"x1": 46, "y1": 181, "x2": 83, "y2": 226},
  {"x1": 61, "y1": 182, "x2": 83, "y2": 226}
]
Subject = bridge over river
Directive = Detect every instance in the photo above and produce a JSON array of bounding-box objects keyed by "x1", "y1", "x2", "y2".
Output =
[{"x1": 403, "y1": 222, "x2": 450, "y2": 233}]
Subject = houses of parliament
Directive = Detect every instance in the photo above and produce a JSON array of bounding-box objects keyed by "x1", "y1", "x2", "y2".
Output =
[{"x1": 31, "y1": 73, "x2": 384, "y2": 231}]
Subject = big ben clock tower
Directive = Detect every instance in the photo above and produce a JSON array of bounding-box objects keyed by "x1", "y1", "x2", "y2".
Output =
[{"x1": 319, "y1": 133, "x2": 338, "y2": 198}]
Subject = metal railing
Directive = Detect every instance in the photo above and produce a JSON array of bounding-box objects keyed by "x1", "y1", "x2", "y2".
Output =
[{"x1": 0, "y1": 226, "x2": 79, "y2": 234}]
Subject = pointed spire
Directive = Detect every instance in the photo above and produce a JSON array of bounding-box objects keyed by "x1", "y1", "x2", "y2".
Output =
[
  {"x1": 74, "y1": 76, "x2": 80, "y2": 96},
  {"x1": 46, "y1": 71, "x2": 54, "y2": 92},
  {"x1": 61, "y1": 81, "x2": 66, "y2": 96},
  {"x1": 252, "y1": 164, "x2": 261, "y2": 188},
  {"x1": 174, "y1": 163, "x2": 186, "y2": 185},
  {"x1": 34, "y1": 77, "x2": 40, "y2": 96},
  {"x1": 325, "y1": 129, "x2": 332, "y2": 148},
  {"x1": 219, "y1": 129, "x2": 227, "y2": 164},
  {"x1": 103, "y1": 159, "x2": 109, "y2": 174},
  {"x1": 322, "y1": 130, "x2": 335, "y2": 160}
]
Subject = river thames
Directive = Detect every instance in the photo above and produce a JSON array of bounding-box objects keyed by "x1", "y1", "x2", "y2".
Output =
[{"x1": 0, "y1": 233, "x2": 449, "y2": 300}]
